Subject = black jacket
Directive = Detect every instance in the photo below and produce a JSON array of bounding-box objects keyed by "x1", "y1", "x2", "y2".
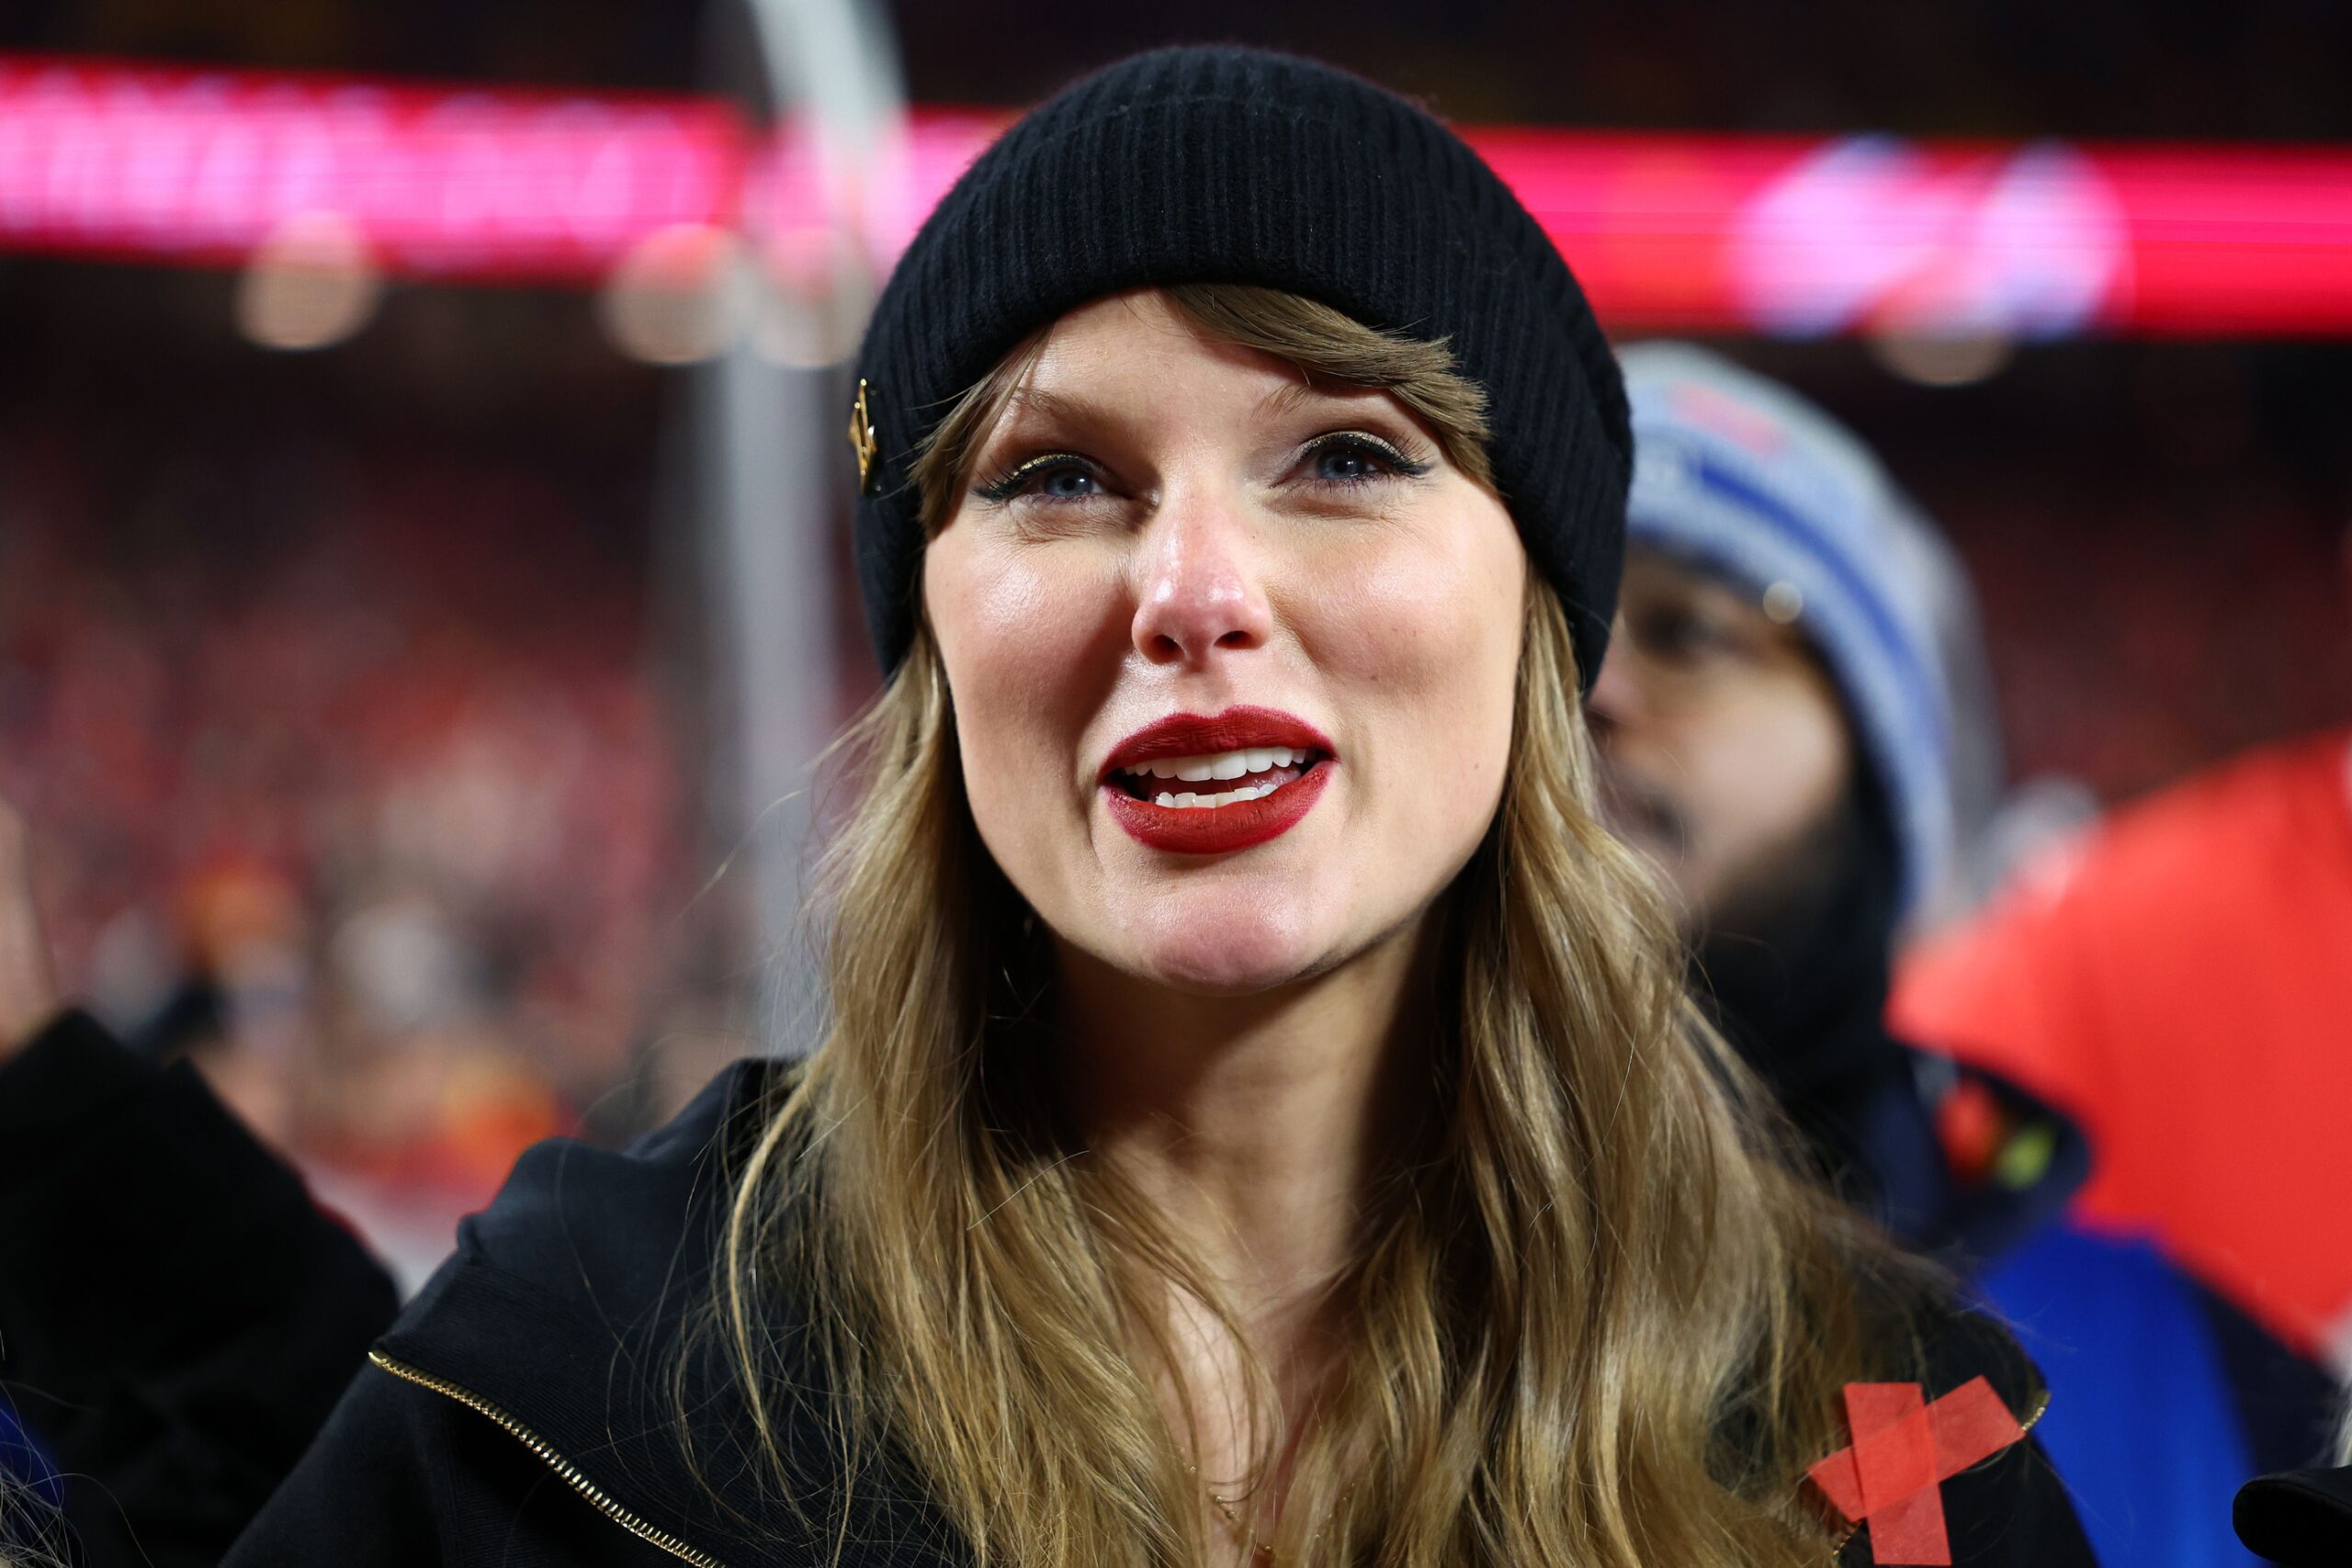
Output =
[
  {"x1": 2237, "y1": 1462, "x2": 2352, "y2": 1566},
  {"x1": 3, "y1": 1013, "x2": 2097, "y2": 1567},
  {"x1": 0, "y1": 1011, "x2": 397, "y2": 1567}
]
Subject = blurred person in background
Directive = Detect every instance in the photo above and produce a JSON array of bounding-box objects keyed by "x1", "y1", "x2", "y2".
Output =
[
  {"x1": 0, "y1": 48, "x2": 2096, "y2": 1568},
  {"x1": 1893, "y1": 551, "x2": 2352, "y2": 1372},
  {"x1": 1589, "y1": 343, "x2": 2339, "y2": 1568}
]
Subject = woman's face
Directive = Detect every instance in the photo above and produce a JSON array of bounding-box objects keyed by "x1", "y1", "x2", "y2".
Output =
[{"x1": 922, "y1": 291, "x2": 1526, "y2": 996}]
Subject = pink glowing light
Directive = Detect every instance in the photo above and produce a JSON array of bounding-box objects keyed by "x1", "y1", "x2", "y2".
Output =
[
  {"x1": 0, "y1": 55, "x2": 744, "y2": 276},
  {"x1": 6, "y1": 53, "x2": 2352, "y2": 338}
]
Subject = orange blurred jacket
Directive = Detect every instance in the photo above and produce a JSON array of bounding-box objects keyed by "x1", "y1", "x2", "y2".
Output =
[{"x1": 1893, "y1": 728, "x2": 2352, "y2": 1359}]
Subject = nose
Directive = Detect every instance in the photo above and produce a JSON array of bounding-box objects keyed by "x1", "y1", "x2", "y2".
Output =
[{"x1": 1128, "y1": 494, "x2": 1272, "y2": 668}]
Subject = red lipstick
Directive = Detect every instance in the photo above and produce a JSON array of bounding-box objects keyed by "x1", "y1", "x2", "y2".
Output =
[{"x1": 1099, "y1": 705, "x2": 1336, "y2": 855}]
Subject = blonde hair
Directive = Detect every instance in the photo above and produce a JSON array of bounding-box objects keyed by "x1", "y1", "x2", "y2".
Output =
[
  {"x1": 704, "y1": 285, "x2": 1919, "y2": 1566},
  {"x1": 0, "y1": 1475, "x2": 68, "y2": 1568}
]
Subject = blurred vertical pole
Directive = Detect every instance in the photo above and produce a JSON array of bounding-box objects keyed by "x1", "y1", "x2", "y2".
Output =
[{"x1": 695, "y1": 0, "x2": 902, "y2": 1054}]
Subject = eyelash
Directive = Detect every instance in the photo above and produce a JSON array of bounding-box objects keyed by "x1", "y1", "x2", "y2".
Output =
[
  {"x1": 972, "y1": 452, "x2": 1093, "y2": 505},
  {"x1": 1299, "y1": 432, "x2": 1432, "y2": 484},
  {"x1": 970, "y1": 432, "x2": 1433, "y2": 506}
]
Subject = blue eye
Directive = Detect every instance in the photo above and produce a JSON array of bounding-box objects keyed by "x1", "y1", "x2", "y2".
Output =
[
  {"x1": 974, "y1": 454, "x2": 1104, "y2": 505},
  {"x1": 1034, "y1": 464, "x2": 1099, "y2": 500},
  {"x1": 1300, "y1": 433, "x2": 1430, "y2": 488},
  {"x1": 1314, "y1": 445, "x2": 1384, "y2": 482}
]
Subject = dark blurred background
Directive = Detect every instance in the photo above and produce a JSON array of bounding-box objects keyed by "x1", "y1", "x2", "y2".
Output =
[
  {"x1": 4, "y1": 0, "x2": 2347, "y2": 1282},
  {"x1": 11, "y1": 0, "x2": 2352, "y2": 134}
]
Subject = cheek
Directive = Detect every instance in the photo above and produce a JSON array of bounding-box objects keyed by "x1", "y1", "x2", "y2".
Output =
[
  {"x1": 1681, "y1": 690, "x2": 1850, "y2": 867},
  {"x1": 932, "y1": 542, "x2": 1093, "y2": 717},
  {"x1": 923, "y1": 532, "x2": 1127, "y2": 879},
  {"x1": 1304, "y1": 519, "x2": 1522, "y2": 848}
]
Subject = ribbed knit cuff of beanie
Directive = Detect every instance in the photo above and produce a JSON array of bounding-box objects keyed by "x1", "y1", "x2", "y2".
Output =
[{"x1": 846, "y1": 45, "x2": 1632, "y2": 691}]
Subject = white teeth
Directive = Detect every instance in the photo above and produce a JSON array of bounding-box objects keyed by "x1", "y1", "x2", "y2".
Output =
[
  {"x1": 1121, "y1": 747, "x2": 1313, "y2": 784},
  {"x1": 1144, "y1": 778, "x2": 1285, "y2": 809}
]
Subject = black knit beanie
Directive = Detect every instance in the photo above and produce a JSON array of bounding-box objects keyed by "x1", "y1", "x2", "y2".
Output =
[{"x1": 848, "y1": 45, "x2": 1631, "y2": 689}]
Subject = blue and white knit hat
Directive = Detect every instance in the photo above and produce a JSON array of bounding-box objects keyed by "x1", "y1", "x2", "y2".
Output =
[{"x1": 1619, "y1": 343, "x2": 1977, "y2": 920}]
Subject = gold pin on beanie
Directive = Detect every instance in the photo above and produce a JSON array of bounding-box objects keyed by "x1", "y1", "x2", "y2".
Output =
[{"x1": 848, "y1": 380, "x2": 878, "y2": 496}]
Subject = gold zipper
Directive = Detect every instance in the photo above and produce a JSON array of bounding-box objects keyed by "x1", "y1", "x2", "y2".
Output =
[
  {"x1": 369, "y1": 1348, "x2": 730, "y2": 1568},
  {"x1": 1825, "y1": 1384, "x2": 2053, "y2": 1564}
]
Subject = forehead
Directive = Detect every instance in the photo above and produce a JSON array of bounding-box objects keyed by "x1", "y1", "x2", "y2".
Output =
[{"x1": 1008, "y1": 292, "x2": 1300, "y2": 409}]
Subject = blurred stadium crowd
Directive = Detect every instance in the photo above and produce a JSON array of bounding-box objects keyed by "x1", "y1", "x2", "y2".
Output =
[{"x1": 0, "y1": 266, "x2": 711, "y2": 1280}]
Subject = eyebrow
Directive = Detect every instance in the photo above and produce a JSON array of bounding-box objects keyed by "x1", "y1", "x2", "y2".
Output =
[
  {"x1": 999, "y1": 376, "x2": 1375, "y2": 428},
  {"x1": 998, "y1": 384, "x2": 1092, "y2": 423},
  {"x1": 1258, "y1": 378, "x2": 1386, "y2": 418},
  {"x1": 972, "y1": 384, "x2": 1120, "y2": 456}
]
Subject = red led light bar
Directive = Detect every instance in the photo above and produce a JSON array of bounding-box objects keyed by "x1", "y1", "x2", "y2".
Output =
[
  {"x1": 0, "y1": 55, "x2": 745, "y2": 276},
  {"x1": 6, "y1": 52, "x2": 2352, "y2": 338}
]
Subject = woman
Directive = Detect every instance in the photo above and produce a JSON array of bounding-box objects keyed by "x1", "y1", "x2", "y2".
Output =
[{"x1": 0, "y1": 46, "x2": 2093, "y2": 1568}]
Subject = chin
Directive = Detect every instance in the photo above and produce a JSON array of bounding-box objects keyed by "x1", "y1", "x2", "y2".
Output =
[{"x1": 1118, "y1": 893, "x2": 1329, "y2": 996}]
